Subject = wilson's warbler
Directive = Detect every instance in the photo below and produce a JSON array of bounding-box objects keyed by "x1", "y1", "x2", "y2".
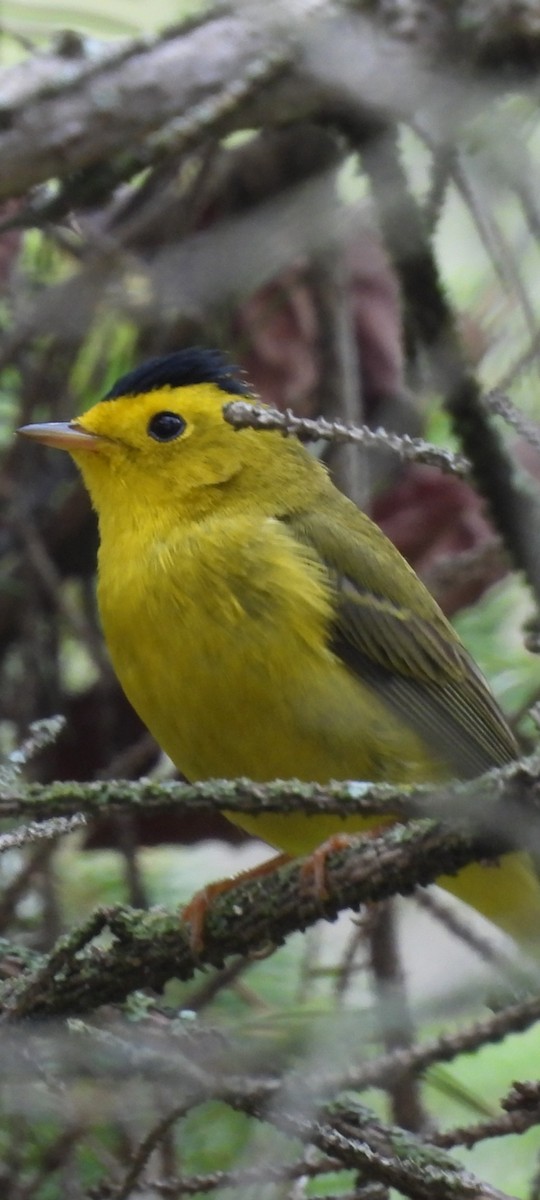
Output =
[{"x1": 18, "y1": 348, "x2": 540, "y2": 944}]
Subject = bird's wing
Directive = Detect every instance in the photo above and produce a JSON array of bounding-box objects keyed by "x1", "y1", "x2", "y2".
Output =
[{"x1": 286, "y1": 506, "x2": 517, "y2": 778}]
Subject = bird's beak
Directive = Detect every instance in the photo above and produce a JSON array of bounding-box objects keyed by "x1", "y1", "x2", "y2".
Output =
[{"x1": 17, "y1": 421, "x2": 102, "y2": 452}]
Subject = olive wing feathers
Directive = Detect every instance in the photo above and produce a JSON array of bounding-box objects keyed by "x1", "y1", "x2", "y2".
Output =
[{"x1": 286, "y1": 507, "x2": 517, "y2": 779}]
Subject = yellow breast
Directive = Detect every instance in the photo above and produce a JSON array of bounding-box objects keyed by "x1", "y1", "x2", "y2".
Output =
[{"x1": 97, "y1": 511, "x2": 441, "y2": 854}]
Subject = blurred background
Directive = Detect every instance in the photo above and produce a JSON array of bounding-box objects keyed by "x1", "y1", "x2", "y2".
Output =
[{"x1": 3, "y1": 0, "x2": 540, "y2": 1196}]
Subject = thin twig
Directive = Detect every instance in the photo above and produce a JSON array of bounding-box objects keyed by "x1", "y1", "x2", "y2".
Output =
[
  {"x1": 9, "y1": 509, "x2": 111, "y2": 678},
  {"x1": 1, "y1": 716, "x2": 66, "y2": 783},
  {"x1": 182, "y1": 955, "x2": 250, "y2": 1012},
  {"x1": 413, "y1": 888, "x2": 518, "y2": 973},
  {"x1": 314, "y1": 989, "x2": 540, "y2": 1097},
  {"x1": 0, "y1": 813, "x2": 86, "y2": 854},
  {"x1": 367, "y1": 901, "x2": 428, "y2": 1133},
  {"x1": 432, "y1": 1078, "x2": 540, "y2": 1149},
  {"x1": 451, "y1": 155, "x2": 539, "y2": 342},
  {"x1": 361, "y1": 125, "x2": 540, "y2": 609},
  {"x1": 309, "y1": 253, "x2": 368, "y2": 506},
  {"x1": 145, "y1": 1157, "x2": 346, "y2": 1196},
  {"x1": 484, "y1": 390, "x2": 540, "y2": 455},
  {"x1": 334, "y1": 917, "x2": 369, "y2": 1006},
  {"x1": 0, "y1": 840, "x2": 56, "y2": 932},
  {"x1": 224, "y1": 401, "x2": 470, "y2": 475},
  {"x1": 112, "y1": 1102, "x2": 197, "y2": 1200}
]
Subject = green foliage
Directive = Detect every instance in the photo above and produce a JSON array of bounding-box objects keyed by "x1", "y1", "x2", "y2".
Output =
[{"x1": 454, "y1": 575, "x2": 540, "y2": 716}]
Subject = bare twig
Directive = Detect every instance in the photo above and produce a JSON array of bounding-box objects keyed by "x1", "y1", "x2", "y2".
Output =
[
  {"x1": 309, "y1": 253, "x2": 368, "y2": 506},
  {"x1": 334, "y1": 918, "x2": 368, "y2": 1005},
  {"x1": 182, "y1": 955, "x2": 250, "y2": 1011},
  {"x1": 315, "y1": 990, "x2": 540, "y2": 1097},
  {"x1": 413, "y1": 888, "x2": 517, "y2": 973},
  {"x1": 0, "y1": 841, "x2": 56, "y2": 932},
  {"x1": 451, "y1": 156, "x2": 539, "y2": 342},
  {"x1": 145, "y1": 1157, "x2": 345, "y2": 1196},
  {"x1": 367, "y1": 901, "x2": 428, "y2": 1133},
  {"x1": 8, "y1": 510, "x2": 110, "y2": 677},
  {"x1": 224, "y1": 401, "x2": 470, "y2": 474},
  {"x1": 484, "y1": 390, "x2": 540, "y2": 456},
  {"x1": 112, "y1": 1101, "x2": 198, "y2": 1200},
  {"x1": 432, "y1": 1078, "x2": 540, "y2": 1149}
]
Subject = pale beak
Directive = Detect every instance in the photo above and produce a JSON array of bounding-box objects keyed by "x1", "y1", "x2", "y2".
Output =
[{"x1": 17, "y1": 421, "x2": 102, "y2": 452}]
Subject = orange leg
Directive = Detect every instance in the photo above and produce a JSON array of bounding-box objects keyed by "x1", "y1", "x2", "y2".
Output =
[
  {"x1": 183, "y1": 853, "x2": 291, "y2": 953},
  {"x1": 300, "y1": 824, "x2": 391, "y2": 899},
  {"x1": 299, "y1": 833, "x2": 360, "y2": 900}
]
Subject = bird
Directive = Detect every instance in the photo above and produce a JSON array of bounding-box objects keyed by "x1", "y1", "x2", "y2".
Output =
[{"x1": 17, "y1": 346, "x2": 540, "y2": 947}]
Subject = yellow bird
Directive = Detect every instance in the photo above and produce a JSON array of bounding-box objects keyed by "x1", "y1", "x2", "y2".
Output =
[{"x1": 18, "y1": 348, "x2": 540, "y2": 945}]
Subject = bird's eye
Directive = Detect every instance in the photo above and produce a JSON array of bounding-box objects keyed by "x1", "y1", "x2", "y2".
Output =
[{"x1": 147, "y1": 411, "x2": 186, "y2": 442}]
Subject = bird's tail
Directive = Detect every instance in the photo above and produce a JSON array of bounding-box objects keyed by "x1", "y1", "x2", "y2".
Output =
[{"x1": 438, "y1": 852, "x2": 540, "y2": 948}]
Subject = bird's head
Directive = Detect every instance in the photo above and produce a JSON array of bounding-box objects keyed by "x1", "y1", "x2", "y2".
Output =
[{"x1": 18, "y1": 348, "x2": 314, "y2": 528}]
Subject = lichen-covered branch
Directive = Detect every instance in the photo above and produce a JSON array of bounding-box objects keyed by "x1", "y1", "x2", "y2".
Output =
[
  {"x1": 0, "y1": 816, "x2": 517, "y2": 1019},
  {"x1": 269, "y1": 1102, "x2": 514, "y2": 1200},
  {"x1": 0, "y1": 813, "x2": 86, "y2": 854},
  {"x1": 1, "y1": 755, "x2": 540, "y2": 855}
]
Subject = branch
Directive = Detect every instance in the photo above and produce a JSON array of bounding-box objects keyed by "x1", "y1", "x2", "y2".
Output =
[
  {"x1": 15, "y1": 1005, "x2": 512, "y2": 1200},
  {"x1": 2, "y1": 756, "x2": 540, "y2": 853},
  {"x1": 314, "y1": 989, "x2": 540, "y2": 1097},
  {"x1": 307, "y1": 1103, "x2": 513, "y2": 1200},
  {"x1": 433, "y1": 1076, "x2": 540, "y2": 1149},
  {"x1": 265, "y1": 1101, "x2": 513, "y2": 1200},
  {"x1": 0, "y1": 815, "x2": 524, "y2": 1019},
  {"x1": 0, "y1": 813, "x2": 86, "y2": 854},
  {"x1": 224, "y1": 401, "x2": 470, "y2": 474},
  {"x1": 0, "y1": 715, "x2": 66, "y2": 787},
  {"x1": 0, "y1": 988, "x2": 535, "y2": 1200},
  {"x1": 8, "y1": 1008, "x2": 512, "y2": 1200},
  {"x1": 0, "y1": 8, "x2": 295, "y2": 201},
  {"x1": 3, "y1": 4, "x2": 540, "y2": 206},
  {"x1": 360, "y1": 126, "x2": 540, "y2": 609},
  {"x1": 484, "y1": 390, "x2": 540, "y2": 456}
]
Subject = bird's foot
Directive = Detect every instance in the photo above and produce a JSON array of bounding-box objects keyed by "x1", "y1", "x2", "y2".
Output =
[
  {"x1": 182, "y1": 852, "x2": 291, "y2": 953},
  {"x1": 300, "y1": 833, "x2": 363, "y2": 900}
]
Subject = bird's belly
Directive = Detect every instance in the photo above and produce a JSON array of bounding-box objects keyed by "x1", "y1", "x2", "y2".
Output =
[
  {"x1": 107, "y1": 626, "x2": 416, "y2": 853},
  {"x1": 101, "y1": 569, "x2": 444, "y2": 858},
  {"x1": 97, "y1": 540, "x2": 540, "y2": 951},
  {"x1": 98, "y1": 510, "x2": 452, "y2": 866}
]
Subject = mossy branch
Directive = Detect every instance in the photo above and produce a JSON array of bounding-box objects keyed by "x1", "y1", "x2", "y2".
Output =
[
  {"x1": 2, "y1": 754, "x2": 540, "y2": 854},
  {"x1": 0, "y1": 815, "x2": 523, "y2": 1020},
  {"x1": 298, "y1": 1103, "x2": 513, "y2": 1200}
]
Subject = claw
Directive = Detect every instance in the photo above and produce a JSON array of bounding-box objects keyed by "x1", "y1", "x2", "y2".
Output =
[
  {"x1": 299, "y1": 833, "x2": 359, "y2": 900},
  {"x1": 182, "y1": 853, "x2": 291, "y2": 953}
]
